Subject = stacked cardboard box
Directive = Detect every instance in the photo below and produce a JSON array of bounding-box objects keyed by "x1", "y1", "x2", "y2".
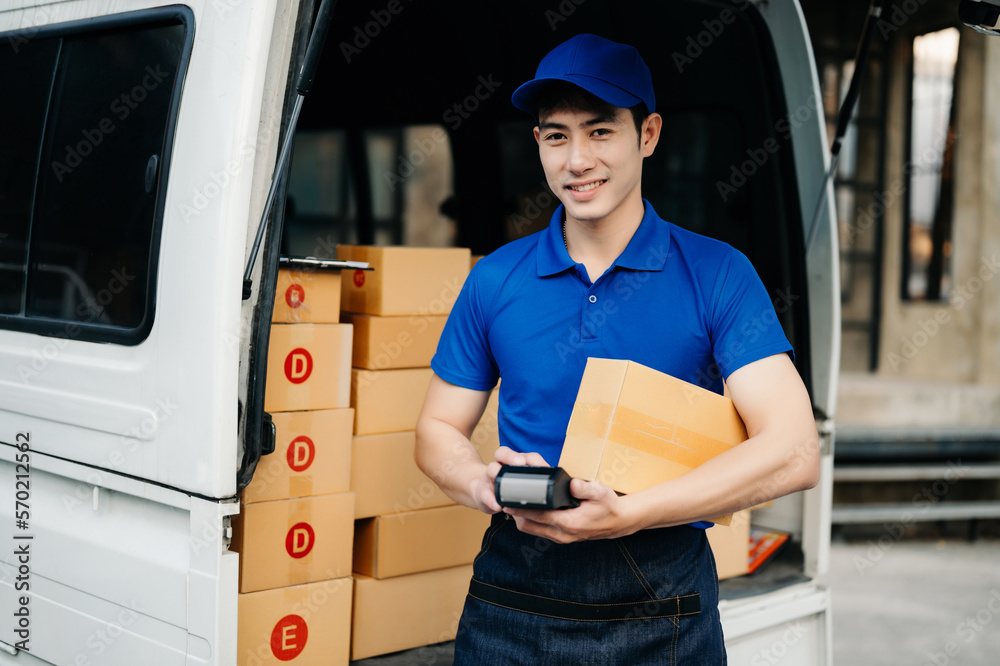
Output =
[
  {"x1": 338, "y1": 245, "x2": 472, "y2": 520},
  {"x1": 338, "y1": 246, "x2": 495, "y2": 660},
  {"x1": 234, "y1": 264, "x2": 356, "y2": 666},
  {"x1": 707, "y1": 509, "x2": 752, "y2": 579}
]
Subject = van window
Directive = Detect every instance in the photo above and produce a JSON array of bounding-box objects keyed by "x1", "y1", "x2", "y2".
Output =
[
  {"x1": 0, "y1": 11, "x2": 190, "y2": 343},
  {"x1": 283, "y1": 125, "x2": 455, "y2": 255}
]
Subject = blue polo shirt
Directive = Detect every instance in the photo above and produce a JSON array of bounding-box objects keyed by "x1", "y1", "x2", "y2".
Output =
[{"x1": 432, "y1": 199, "x2": 792, "y2": 466}]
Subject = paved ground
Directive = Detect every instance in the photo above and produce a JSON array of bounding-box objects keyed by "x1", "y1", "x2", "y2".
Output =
[{"x1": 818, "y1": 538, "x2": 1000, "y2": 666}]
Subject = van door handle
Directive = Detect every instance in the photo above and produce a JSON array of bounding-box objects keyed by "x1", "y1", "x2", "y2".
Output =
[{"x1": 261, "y1": 411, "x2": 275, "y2": 456}]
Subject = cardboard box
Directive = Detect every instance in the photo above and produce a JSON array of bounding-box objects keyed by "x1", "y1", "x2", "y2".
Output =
[
  {"x1": 353, "y1": 504, "x2": 490, "y2": 579},
  {"x1": 336, "y1": 245, "x2": 470, "y2": 316},
  {"x1": 351, "y1": 367, "x2": 434, "y2": 435},
  {"x1": 558, "y1": 358, "x2": 746, "y2": 525},
  {"x1": 264, "y1": 324, "x2": 353, "y2": 412},
  {"x1": 352, "y1": 565, "x2": 473, "y2": 660},
  {"x1": 237, "y1": 577, "x2": 352, "y2": 665},
  {"x1": 341, "y1": 312, "x2": 448, "y2": 370},
  {"x1": 272, "y1": 267, "x2": 342, "y2": 324},
  {"x1": 231, "y1": 492, "x2": 355, "y2": 593},
  {"x1": 351, "y1": 431, "x2": 454, "y2": 519},
  {"x1": 242, "y1": 409, "x2": 353, "y2": 504},
  {"x1": 706, "y1": 509, "x2": 751, "y2": 579}
]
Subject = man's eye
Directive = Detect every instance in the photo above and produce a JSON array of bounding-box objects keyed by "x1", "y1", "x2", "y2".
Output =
[
  {"x1": 593, "y1": 128, "x2": 611, "y2": 137},
  {"x1": 546, "y1": 133, "x2": 566, "y2": 141}
]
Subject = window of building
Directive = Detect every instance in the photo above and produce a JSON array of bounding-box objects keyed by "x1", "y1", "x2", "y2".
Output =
[
  {"x1": 904, "y1": 27, "x2": 960, "y2": 301},
  {"x1": 0, "y1": 10, "x2": 191, "y2": 343}
]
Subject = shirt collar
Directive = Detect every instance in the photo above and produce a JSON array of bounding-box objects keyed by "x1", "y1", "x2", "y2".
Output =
[
  {"x1": 536, "y1": 199, "x2": 672, "y2": 277},
  {"x1": 537, "y1": 206, "x2": 575, "y2": 277},
  {"x1": 615, "y1": 199, "x2": 672, "y2": 271}
]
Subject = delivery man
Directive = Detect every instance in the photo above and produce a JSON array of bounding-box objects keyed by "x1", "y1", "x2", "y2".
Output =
[{"x1": 415, "y1": 33, "x2": 820, "y2": 664}]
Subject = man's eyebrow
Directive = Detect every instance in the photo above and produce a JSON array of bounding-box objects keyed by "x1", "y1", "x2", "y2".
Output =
[{"x1": 538, "y1": 113, "x2": 622, "y2": 131}]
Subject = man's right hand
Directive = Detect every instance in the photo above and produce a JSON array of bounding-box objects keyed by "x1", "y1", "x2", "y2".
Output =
[{"x1": 471, "y1": 446, "x2": 551, "y2": 515}]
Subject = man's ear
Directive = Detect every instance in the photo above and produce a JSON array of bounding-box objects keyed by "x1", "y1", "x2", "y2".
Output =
[
  {"x1": 640, "y1": 113, "x2": 662, "y2": 157},
  {"x1": 533, "y1": 126, "x2": 541, "y2": 145}
]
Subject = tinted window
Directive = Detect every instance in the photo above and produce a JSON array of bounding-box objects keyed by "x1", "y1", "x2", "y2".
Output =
[
  {"x1": 0, "y1": 13, "x2": 189, "y2": 342},
  {"x1": 0, "y1": 40, "x2": 58, "y2": 315}
]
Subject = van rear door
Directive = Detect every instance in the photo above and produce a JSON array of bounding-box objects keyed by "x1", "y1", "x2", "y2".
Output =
[{"x1": 0, "y1": 1, "x2": 303, "y2": 662}]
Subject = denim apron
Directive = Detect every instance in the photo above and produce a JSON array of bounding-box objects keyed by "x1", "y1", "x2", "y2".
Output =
[{"x1": 453, "y1": 514, "x2": 726, "y2": 665}]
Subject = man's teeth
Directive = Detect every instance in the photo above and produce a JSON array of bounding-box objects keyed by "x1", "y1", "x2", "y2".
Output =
[{"x1": 569, "y1": 180, "x2": 605, "y2": 192}]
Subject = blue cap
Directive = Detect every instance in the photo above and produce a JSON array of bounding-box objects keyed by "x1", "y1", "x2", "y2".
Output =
[{"x1": 511, "y1": 34, "x2": 655, "y2": 115}]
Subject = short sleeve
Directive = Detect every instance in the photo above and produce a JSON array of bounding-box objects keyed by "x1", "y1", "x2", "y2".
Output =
[
  {"x1": 709, "y1": 250, "x2": 793, "y2": 378},
  {"x1": 430, "y1": 266, "x2": 500, "y2": 391}
]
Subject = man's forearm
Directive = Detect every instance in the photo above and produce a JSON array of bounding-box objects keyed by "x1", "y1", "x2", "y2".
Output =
[
  {"x1": 623, "y1": 352, "x2": 821, "y2": 531},
  {"x1": 415, "y1": 415, "x2": 492, "y2": 511},
  {"x1": 624, "y1": 428, "x2": 820, "y2": 532}
]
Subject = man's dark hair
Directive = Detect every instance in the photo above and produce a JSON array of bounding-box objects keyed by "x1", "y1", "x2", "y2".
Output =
[{"x1": 531, "y1": 81, "x2": 649, "y2": 146}]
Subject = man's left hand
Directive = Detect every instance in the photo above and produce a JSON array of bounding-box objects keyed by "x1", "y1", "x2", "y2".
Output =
[{"x1": 502, "y1": 478, "x2": 637, "y2": 543}]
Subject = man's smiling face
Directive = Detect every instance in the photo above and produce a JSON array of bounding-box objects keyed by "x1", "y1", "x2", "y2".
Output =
[{"x1": 533, "y1": 105, "x2": 652, "y2": 230}]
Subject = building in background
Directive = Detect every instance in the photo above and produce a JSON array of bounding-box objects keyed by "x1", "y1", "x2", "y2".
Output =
[{"x1": 801, "y1": 0, "x2": 1000, "y2": 533}]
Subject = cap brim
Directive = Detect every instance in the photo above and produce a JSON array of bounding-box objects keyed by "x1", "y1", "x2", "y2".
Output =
[{"x1": 511, "y1": 75, "x2": 643, "y2": 116}]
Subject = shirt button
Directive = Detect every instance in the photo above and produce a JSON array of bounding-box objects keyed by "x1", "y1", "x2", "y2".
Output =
[{"x1": 588, "y1": 295, "x2": 597, "y2": 303}]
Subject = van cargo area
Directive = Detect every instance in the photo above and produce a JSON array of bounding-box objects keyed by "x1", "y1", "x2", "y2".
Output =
[{"x1": 289, "y1": 1, "x2": 837, "y2": 662}]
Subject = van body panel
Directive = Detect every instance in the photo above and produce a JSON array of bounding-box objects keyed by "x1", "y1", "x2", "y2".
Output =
[
  {"x1": 755, "y1": 0, "x2": 842, "y2": 422},
  {"x1": 741, "y1": 0, "x2": 838, "y2": 580},
  {"x1": 0, "y1": 0, "x2": 298, "y2": 662},
  {"x1": 0, "y1": 447, "x2": 240, "y2": 663},
  {"x1": 0, "y1": 0, "x2": 293, "y2": 500},
  {"x1": 721, "y1": 584, "x2": 833, "y2": 664}
]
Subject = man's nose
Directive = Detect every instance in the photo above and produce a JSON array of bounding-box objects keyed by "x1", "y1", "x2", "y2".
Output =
[{"x1": 566, "y1": 136, "x2": 596, "y2": 173}]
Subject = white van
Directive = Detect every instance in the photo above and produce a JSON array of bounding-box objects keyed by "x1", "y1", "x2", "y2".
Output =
[{"x1": 0, "y1": 1, "x2": 839, "y2": 663}]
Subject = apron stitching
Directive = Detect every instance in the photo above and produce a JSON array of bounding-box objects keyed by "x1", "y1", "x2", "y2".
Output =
[
  {"x1": 672, "y1": 613, "x2": 679, "y2": 664},
  {"x1": 707, "y1": 541, "x2": 720, "y2": 584},
  {"x1": 705, "y1": 531, "x2": 728, "y2": 665},
  {"x1": 719, "y1": 606, "x2": 727, "y2": 665},
  {"x1": 614, "y1": 538, "x2": 657, "y2": 600},
  {"x1": 473, "y1": 516, "x2": 510, "y2": 567}
]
